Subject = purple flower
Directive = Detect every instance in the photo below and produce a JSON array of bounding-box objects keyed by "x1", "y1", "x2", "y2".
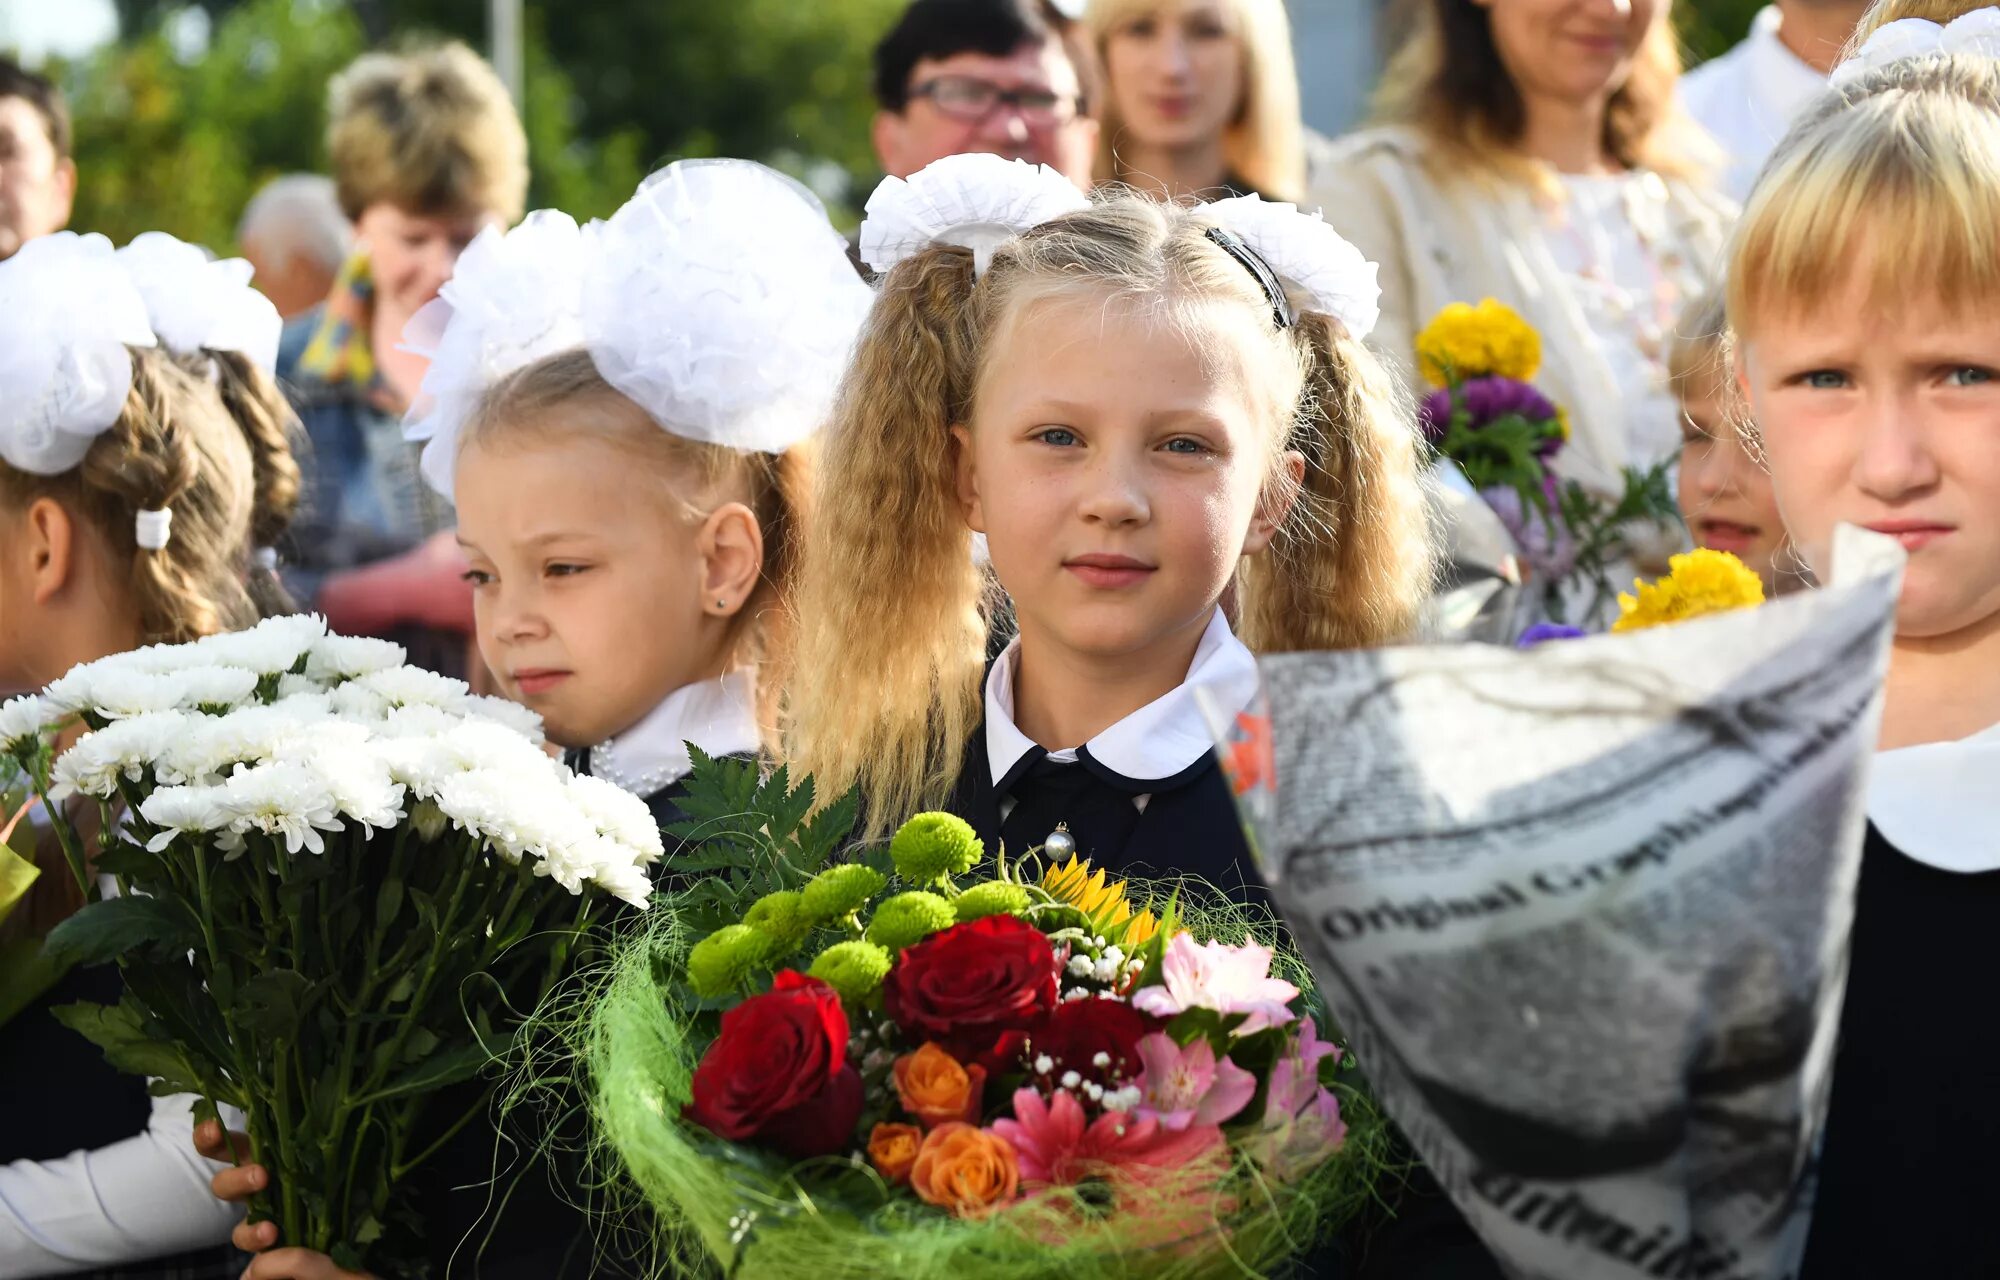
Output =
[
  {"x1": 1248, "y1": 1017, "x2": 1349, "y2": 1180},
  {"x1": 1517, "y1": 623, "x2": 1588, "y2": 647},
  {"x1": 1481, "y1": 482, "x2": 1579, "y2": 583},
  {"x1": 1417, "y1": 375, "x2": 1562, "y2": 452}
]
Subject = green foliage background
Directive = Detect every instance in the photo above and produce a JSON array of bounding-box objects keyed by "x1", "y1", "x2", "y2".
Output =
[{"x1": 30, "y1": 0, "x2": 1760, "y2": 256}]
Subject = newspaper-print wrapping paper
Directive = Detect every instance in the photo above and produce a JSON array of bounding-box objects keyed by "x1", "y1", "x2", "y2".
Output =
[{"x1": 1203, "y1": 527, "x2": 1904, "y2": 1280}]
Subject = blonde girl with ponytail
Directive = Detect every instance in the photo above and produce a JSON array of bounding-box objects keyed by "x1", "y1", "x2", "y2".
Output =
[
  {"x1": 788, "y1": 154, "x2": 1432, "y2": 900},
  {"x1": 0, "y1": 232, "x2": 294, "y2": 1278}
]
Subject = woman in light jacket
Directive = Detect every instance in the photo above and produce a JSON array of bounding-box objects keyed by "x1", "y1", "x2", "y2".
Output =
[{"x1": 1315, "y1": 0, "x2": 1735, "y2": 512}]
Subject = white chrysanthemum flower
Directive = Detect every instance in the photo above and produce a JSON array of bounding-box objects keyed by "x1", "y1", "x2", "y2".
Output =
[
  {"x1": 219, "y1": 760, "x2": 343, "y2": 855},
  {"x1": 371, "y1": 737, "x2": 461, "y2": 801},
  {"x1": 116, "y1": 640, "x2": 215, "y2": 676},
  {"x1": 435, "y1": 717, "x2": 555, "y2": 774},
  {"x1": 0, "y1": 694, "x2": 54, "y2": 752},
  {"x1": 591, "y1": 861, "x2": 654, "y2": 910},
  {"x1": 71, "y1": 668, "x2": 193, "y2": 720},
  {"x1": 354, "y1": 666, "x2": 471, "y2": 712},
  {"x1": 193, "y1": 613, "x2": 326, "y2": 676},
  {"x1": 176, "y1": 666, "x2": 259, "y2": 712},
  {"x1": 305, "y1": 634, "x2": 406, "y2": 682},
  {"x1": 434, "y1": 768, "x2": 539, "y2": 863},
  {"x1": 330, "y1": 681, "x2": 393, "y2": 721},
  {"x1": 564, "y1": 773, "x2": 665, "y2": 865},
  {"x1": 157, "y1": 697, "x2": 334, "y2": 785},
  {"x1": 464, "y1": 694, "x2": 544, "y2": 743},
  {"x1": 140, "y1": 784, "x2": 232, "y2": 851},
  {"x1": 371, "y1": 703, "x2": 464, "y2": 740},
  {"x1": 276, "y1": 674, "x2": 323, "y2": 701},
  {"x1": 557, "y1": 831, "x2": 655, "y2": 907},
  {"x1": 51, "y1": 711, "x2": 190, "y2": 798},
  {"x1": 279, "y1": 741, "x2": 405, "y2": 831}
]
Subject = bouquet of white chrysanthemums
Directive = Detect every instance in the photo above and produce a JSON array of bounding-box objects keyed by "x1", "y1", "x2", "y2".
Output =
[{"x1": 0, "y1": 614, "x2": 662, "y2": 1274}]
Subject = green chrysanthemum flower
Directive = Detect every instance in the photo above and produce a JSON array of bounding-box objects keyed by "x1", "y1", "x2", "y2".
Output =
[
  {"x1": 743, "y1": 890, "x2": 813, "y2": 956},
  {"x1": 864, "y1": 891, "x2": 957, "y2": 952},
  {"x1": 889, "y1": 812, "x2": 982, "y2": 884},
  {"x1": 800, "y1": 863, "x2": 887, "y2": 925},
  {"x1": 807, "y1": 940, "x2": 893, "y2": 1004},
  {"x1": 953, "y1": 880, "x2": 1030, "y2": 922},
  {"x1": 685, "y1": 924, "x2": 773, "y2": 998}
]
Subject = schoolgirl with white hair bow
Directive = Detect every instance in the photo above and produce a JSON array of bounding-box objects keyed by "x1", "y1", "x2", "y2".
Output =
[
  {"x1": 786, "y1": 153, "x2": 1435, "y2": 901},
  {"x1": 0, "y1": 230, "x2": 292, "y2": 1278}
]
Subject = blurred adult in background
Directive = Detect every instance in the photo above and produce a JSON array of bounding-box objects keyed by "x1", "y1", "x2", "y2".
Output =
[
  {"x1": 1314, "y1": 0, "x2": 1732, "y2": 517},
  {"x1": 872, "y1": 0, "x2": 1099, "y2": 188},
  {"x1": 278, "y1": 42, "x2": 525, "y2": 676},
  {"x1": 1679, "y1": 0, "x2": 1866, "y2": 201},
  {"x1": 1086, "y1": 0, "x2": 1306, "y2": 202},
  {"x1": 0, "y1": 57, "x2": 74, "y2": 262},
  {"x1": 237, "y1": 173, "x2": 352, "y2": 321}
]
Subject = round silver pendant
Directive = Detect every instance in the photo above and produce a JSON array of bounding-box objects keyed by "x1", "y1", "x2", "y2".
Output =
[{"x1": 1043, "y1": 822, "x2": 1076, "y2": 861}]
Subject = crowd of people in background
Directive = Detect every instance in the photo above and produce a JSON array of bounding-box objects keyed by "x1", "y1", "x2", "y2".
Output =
[{"x1": 0, "y1": 0, "x2": 1969, "y2": 1276}]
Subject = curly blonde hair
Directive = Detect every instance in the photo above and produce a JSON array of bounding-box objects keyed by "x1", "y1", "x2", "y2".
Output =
[{"x1": 786, "y1": 193, "x2": 1434, "y2": 832}]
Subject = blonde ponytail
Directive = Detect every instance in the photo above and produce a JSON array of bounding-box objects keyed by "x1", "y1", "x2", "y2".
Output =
[
  {"x1": 204, "y1": 348, "x2": 304, "y2": 617},
  {"x1": 785, "y1": 247, "x2": 992, "y2": 832},
  {"x1": 1237, "y1": 313, "x2": 1434, "y2": 652}
]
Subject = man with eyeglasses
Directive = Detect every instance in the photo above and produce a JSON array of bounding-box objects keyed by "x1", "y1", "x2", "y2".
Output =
[{"x1": 871, "y1": 0, "x2": 1098, "y2": 190}]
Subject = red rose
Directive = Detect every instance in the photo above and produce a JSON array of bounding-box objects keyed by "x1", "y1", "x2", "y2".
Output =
[
  {"x1": 685, "y1": 970, "x2": 864, "y2": 1158},
  {"x1": 883, "y1": 915, "x2": 1058, "y2": 1074},
  {"x1": 1025, "y1": 996, "x2": 1151, "y2": 1086}
]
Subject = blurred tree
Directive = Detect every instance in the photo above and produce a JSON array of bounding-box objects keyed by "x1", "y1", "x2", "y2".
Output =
[
  {"x1": 1678, "y1": 0, "x2": 1768, "y2": 65},
  {"x1": 87, "y1": 0, "x2": 909, "y2": 233}
]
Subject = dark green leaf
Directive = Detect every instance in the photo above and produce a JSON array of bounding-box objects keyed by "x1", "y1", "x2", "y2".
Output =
[
  {"x1": 374, "y1": 875, "x2": 405, "y2": 930},
  {"x1": 232, "y1": 968, "x2": 312, "y2": 1041},
  {"x1": 43, "y1": 894, "x2": 198, "y2": 968},
  {"x1": 50, "y1": 998, "x2": 196, "y2": 1082},
  {"x1": 354, "y1": 1039, "x2": 501, "y2": 1107}
]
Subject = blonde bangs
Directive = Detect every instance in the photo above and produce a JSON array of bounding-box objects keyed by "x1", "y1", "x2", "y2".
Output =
[{"x1": 1730, "y1": 60, "x2": 2000, "y2": 334}]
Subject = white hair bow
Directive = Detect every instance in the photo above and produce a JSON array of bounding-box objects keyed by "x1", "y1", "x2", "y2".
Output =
[
  {"x1": 858, "y1": 154, "x2": 1382, "y2": 342},
  {"x1": 581, "y1": 158, "x2": 874, "y2": 455},
  {"x1": 0, "y1": 233, "x2": 158, "y2": 476},
  {"x1": 401, "y1": 210, "x2": 589, "y2": 498},
  {"x1": 1831, "y1": 7, "x2": 2000, "y2": 90},
  {"x1": 116, "y1": 232, "x2": 283, "y2": 375}
]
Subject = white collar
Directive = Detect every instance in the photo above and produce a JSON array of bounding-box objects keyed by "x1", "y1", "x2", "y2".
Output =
[
  {"x1": 1745, "y1": 6, "x2": 1831, "y2": 117},
  {"x1": 983, "y1": 609, "x2": 1260, "y2": 789},
  {"x1": 589, "y1": 669, "x2": 761, "y2": 798},
  {"x1": 1868, "y1": 718, "x2": 2000, "y2": 873}
]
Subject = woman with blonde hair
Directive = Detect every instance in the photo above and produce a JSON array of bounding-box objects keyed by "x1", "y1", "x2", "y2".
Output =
[
  {"x1": 1086, "y1": 0, "x2": 1306, "y2": 201},
  {"x1": 1313, "y1": 0, "x2": 1732, "y2": 516}
]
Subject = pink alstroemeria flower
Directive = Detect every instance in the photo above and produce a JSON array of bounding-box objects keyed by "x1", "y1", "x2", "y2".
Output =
[
  {"x1": 1251, "y1": 1017, "x2": 1349, "y2": 1180},
  {"x1": 1132, "y1": 1032, "x2": 1256, "y2": 1131},
  {"x1": 1129, "y1": 934, "x2": 1299, "y2": 1035},
  {"x1": 991, "y1": 1086, "x2": 1222, "y2": 1187}
]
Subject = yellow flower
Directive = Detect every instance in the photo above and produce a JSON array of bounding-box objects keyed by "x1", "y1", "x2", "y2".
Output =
[
  {"x1": 1041, "y1": 855, "x2": 1159, "y2": 947},
  {"x1": 1415, "y1": 298, "x2": 1543, "y2": 387},
  {"x1": 1612, "y1": 549, "x2": 1766, "y2": 633}
]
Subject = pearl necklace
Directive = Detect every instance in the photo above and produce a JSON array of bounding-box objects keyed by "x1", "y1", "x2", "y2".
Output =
[{"x1": 588, "y1": 737, "x2": 681, "y2": 799}]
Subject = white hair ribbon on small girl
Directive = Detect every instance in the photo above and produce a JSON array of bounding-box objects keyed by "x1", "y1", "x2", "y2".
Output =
[
  {"x1": 134, "y1": 508, "x2": 173, "y2": 550},
  {"x1": 116, "y1": 232, "x2": 283, "y2": 375},
  {"x1": 400, "y1": 210, "x2": 589, "y2": 497},
  {"x1": 0, "y1": 232, "x2": 158, "y2": 477},
  {"x1": 1203, "y1": 194, "x2": 1383, "y2": 342},
  {"x1": 581, "y1": 158, "x2": 874, "y2": 455},
  {"x1": 859, "y1": 153, "x2": 1090, "y2": 277},
  {"x1": 1831, "y1": 7, "x2": 2000, "y2": 90}
]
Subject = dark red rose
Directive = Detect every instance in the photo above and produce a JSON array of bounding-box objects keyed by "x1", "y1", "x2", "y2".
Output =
[
  {"x1": 883, "y1": 915, "x2": 1058, "y2": 1074},
  {"x1": 685, "y1": 971, "x2": 863, "y2": 1158},
  {"x1": 1023, "y1": 996, "x2": 1152, "y2": 1086}
]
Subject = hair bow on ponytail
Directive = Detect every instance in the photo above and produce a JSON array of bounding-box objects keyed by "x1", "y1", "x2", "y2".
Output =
[
  {"x1": 859, "y1": 153, "x2": 1090, "y2": 277},
  {"x1": 1202, "y1": 194, "x2": 1382, "y2": 343},
  {"x1": 116, "y1": 232, "x2": 283, "y2": 376},
  {"x1": 0, "y1": 232, "x2": 158, "y2": 477},
  {"x1": 1831, "y1": 6, "x2": 2000, "y2": 90}
]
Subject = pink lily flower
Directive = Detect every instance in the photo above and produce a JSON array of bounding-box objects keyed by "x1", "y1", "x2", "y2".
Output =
[
  {"x1": 1129, "y1": 933, "x2": 1299, "y2": 1035},
  {"x1": 1132, "y1": 1032, "x2": 1257, "y2": 1131}
]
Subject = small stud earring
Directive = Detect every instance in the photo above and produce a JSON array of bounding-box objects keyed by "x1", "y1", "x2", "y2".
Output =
[{"x1": 716, "y1": 598, "x2": 728, "y2": 609}]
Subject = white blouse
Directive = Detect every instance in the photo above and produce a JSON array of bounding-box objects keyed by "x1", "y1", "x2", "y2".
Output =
[{"x1": 1869, "y1": 718, "x2": 2000, "y2": 873}]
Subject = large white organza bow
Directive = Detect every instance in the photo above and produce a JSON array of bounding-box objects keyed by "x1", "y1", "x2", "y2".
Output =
[
  {"x1": 1831, "y1": 7, "x2": 2000, "y2": 90},
  {"x1": 401, "y1": 210, "x2": 589, "y2": 498},
  {"x1": 116, "y1": 232, "x2": 283, "y2": 375},
  {"x1": 0, "y1": 232, "x2": 158, "y2": 476},
  {"x1": 581, "y1": 158, "x2": 874, "y2": 455},
  {"x1": 856, "y1": 153, "x2": 1383, "y2": 341}
]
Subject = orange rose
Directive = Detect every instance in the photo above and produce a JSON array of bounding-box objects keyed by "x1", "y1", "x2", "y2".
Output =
[
  {"x1": 893, "y1": 1042, "x2": 987, "y2": 1129},
  {"x1": 909, "y1": 1122, "x2": 1019, "y2": 1218},
  {"x1": 868, "y1": 1122, "x2": 923, "y2": 1184}
]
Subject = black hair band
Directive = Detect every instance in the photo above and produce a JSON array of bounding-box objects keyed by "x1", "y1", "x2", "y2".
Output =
[{"x1": 1203, "y1": 225, "x2": 1295, "y2": 330}]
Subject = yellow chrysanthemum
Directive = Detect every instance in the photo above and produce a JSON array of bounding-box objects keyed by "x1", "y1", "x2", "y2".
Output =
[
  {"x1": 1415, "y1": 298, "x2": 1543, "y2": 387},
  {"x1": 1041, "y1": 855, "x2": 1159, "y2": 947},
  {"x1": 1612, "y1": 549, "x2": 1766, "y2": 633}
]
